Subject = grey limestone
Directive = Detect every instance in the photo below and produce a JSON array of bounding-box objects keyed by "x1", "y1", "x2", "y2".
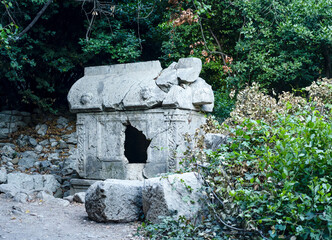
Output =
[
  {"x1": 191, "y1": 78, "x2": 214, "y2": 106},
  {"x1": 1, "y1": 156, "x2": 11, "y2": 163},
  {"x1": 34, "y1": 144, "x2": 43, "y2": 152},
  {"x1": 62, "y1": 157, "x2": 78, "y2": 176},
  {"x1": 1, "y1": 145, "x2": 16, "y2": 158},
  {"x1": 28, "y1": 137, "x2": 38, "y2": 147},
  {"x1": 14, "y1": 192, "x2": 29, "y2": 203},
  {"x1": 18, "y1": 151, "x2": 38, "y2": 169},
  {"x1": 64, "y1": 195, "x2": 74, "y2": 202},
  {"x1": 67, "y1": 58, "x2": 214, "y2": 187},
  {"x1": 58, "y1": 140, "x2": 68, "y2": 149},
  {"x1": 155, "y1": 62, "x2": 178, "y2": 92},
  {"x1": 47, "y1": 152, "x2": 59, "y2": 161},
  {"x1": 39, "y1": 139, "x2": 49, "y2": 146},
  {"x1": 0, "y1": 111, "x2": 32, "y2": 139},
  {"x1": 73, "y1": 192, "x2": 86, "y2": 203},
  {"x1": 162, "y1": 85, "x2": 196, "y2": 110},
  {"x1": 176, "y1": 58, "x2": 202, "y2": 83},
  {"x1": 37, "y1": 191, "x2": 70, "y2": 206},
  {"x1": 68, "y1": 58, "x2": 213, "y2": 113},
  {"x1": 85, "y1": 179, "x2": 143, "y2": 222},
  {"x1": 35, "y1": 124, "x2": 48, "y2": 136},
  {"x1": 0, "y1": 167, "x2": 7, "y2": 183},
  {"x1": 0, "y1": 184, "x2": 21, "y2": 198},
  {"x1": 5, "y1": 173, "x2": 60, "y2": 194},
  {"x1": 122, "y1": 77, "x2": 167, "y2": 109},
  {"x1": 73, "y1": 109, "x2": 205, "y2": 180},
  {"x1": 142, "y1": 172, "x2": 204, "y2": 223},
  {"x1": 11, "y1": 157, "x2": 19, "y2": 165},
  {"x1": 63, "y1": 132, "x2": 77, "y2": 144},
  {"x1": 56, "y1": 116, "x2": 69, "y2": 128},
  {"x1": 70, "y1": 179, "x2": 98, "y2": 195},
  {"x1": 68, "y1": 61, "x2": 162, "y2": 112}
]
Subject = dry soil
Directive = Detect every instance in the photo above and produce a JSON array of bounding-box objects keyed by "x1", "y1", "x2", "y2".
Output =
[{"x1": 0, "y1": 194, "x2": 143, "y2": 240}]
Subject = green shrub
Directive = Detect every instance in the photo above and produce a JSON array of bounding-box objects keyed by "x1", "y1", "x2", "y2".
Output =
[
  {"x1": 141, "y1": 79, "x2": 332, "y2": 239},
  {"x1": 204, "y1": 109, "x2": 331, "y2": 239},
  {"x1": 212, "y1": 89, "x2": 236, "y2": 123}
]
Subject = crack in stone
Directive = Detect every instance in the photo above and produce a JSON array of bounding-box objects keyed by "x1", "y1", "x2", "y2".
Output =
[{"x1": 118, "y1": 78, "x2": 147, "y2": 110}]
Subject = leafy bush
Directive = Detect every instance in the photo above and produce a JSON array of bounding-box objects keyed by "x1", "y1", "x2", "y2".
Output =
[
  {"x1": 205, "y1": 111, "x2": 331, "y2": 239},
  {"x1": 141, "y1": 79, "x2": 332, "y2": 239},
  {"x1": 212, "y1": 89, "x2": 236, "y2": 123},
  {"x1": 227, "y1": 0, "x2": 332, "y2": 92}
]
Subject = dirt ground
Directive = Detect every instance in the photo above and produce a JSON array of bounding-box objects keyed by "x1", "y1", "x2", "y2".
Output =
[{"x1": 0, "y1": 194, "x2": 144, "y2": 240}]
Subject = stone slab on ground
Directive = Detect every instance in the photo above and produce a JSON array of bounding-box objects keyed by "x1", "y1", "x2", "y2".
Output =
[
  {"x1": 85, "y1": 179, "x2": 143, "y2": 223},
  {"x1": 142, "y1": 172, "x2": 204, "y2": 223},
  {"x1": 2, "y1": 173, "x2": 60, "y2": 195}
]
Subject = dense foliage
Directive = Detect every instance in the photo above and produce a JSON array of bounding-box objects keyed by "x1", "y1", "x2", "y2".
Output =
[
  {"x1": 142, "y1": 78, "x2": 332, "y2": 239},
  {"x1": 1, "y1": 0, "x2": 331, "y2": 114},
  {"x1": 0, "y1": 0, "x2": 166, "y2": 111}
]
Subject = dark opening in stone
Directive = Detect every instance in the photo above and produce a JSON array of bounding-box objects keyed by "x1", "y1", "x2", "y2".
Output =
[{"x1": 124, "y1": 125, "x2": 151, "y2": 164}]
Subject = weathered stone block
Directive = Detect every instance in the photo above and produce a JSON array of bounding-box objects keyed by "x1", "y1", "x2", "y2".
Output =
[
  {"x1": 6, "y1": 173, "x2": 60, "y2": 194},
  {"x1": 1, "y1": 145, "x2": 15, "y2": 158},
  {"x1": 70, "y1": 178, "x2": 98, "y2": 195},
  {"x1": 143, "y1": 172, "x2": 204, "y2": 223},
  {"x1": 85, "y1": 179, "x2": 143, "y2": 222},
  {"x1": 191, "y1": 78, "x2": 214, "y2": 106},
  {"x1": 68, "y1": 61, "x2": 162, "y2": 112},
  {"x1": 123, "y1": 78, "x2": 167, "y2": 109},
  {"x1": 0, "y1": 184, "x2": 21, "y2": 198},
  {"x1": 162, "y1": 85, "x2": 196, "y2": 110},
  {"x1": 155, "y1": 62, "x2": 178, "y2": 92},
  {"x1": 176, "y1": 58, "x2": 202, "y2": 83}
]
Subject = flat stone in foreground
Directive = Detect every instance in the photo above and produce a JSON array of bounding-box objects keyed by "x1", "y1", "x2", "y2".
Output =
[{"x1": 85, "y1": 179, "x2": 143, "y2": 223}]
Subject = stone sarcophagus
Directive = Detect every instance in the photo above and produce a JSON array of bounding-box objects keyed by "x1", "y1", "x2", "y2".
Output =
[{"x1": 68, "y1": 58, "x2": 214, "y2": 182}]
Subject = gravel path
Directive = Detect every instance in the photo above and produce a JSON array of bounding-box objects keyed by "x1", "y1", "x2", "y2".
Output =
[{"x1": 0, "y1": 194, "x2": 143, "y2": 240}]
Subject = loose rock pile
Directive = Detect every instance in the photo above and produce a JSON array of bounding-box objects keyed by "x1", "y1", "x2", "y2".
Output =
[
  {"x1": 0, "y1": 111, "x2": 80, "y2": 202},
  {"x1": 0, "y1": 110, "x2": 32, "y2": 139}
]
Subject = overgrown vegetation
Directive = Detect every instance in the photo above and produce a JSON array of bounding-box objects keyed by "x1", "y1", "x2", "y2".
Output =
[
  {"x1": 1, "y1": 0, "x2": 331, "y2": 113},
  {"x1": 141, "y1": 78, "x2": 332, "y2": 239},
  {"x1": 1, "y1": 1, "x2": 331, "y2": 239}
]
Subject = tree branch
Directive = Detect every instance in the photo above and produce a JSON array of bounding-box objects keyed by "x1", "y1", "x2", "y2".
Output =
[{"x1": 15, "y1": 0, "x2": 53, "y2": 40}]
